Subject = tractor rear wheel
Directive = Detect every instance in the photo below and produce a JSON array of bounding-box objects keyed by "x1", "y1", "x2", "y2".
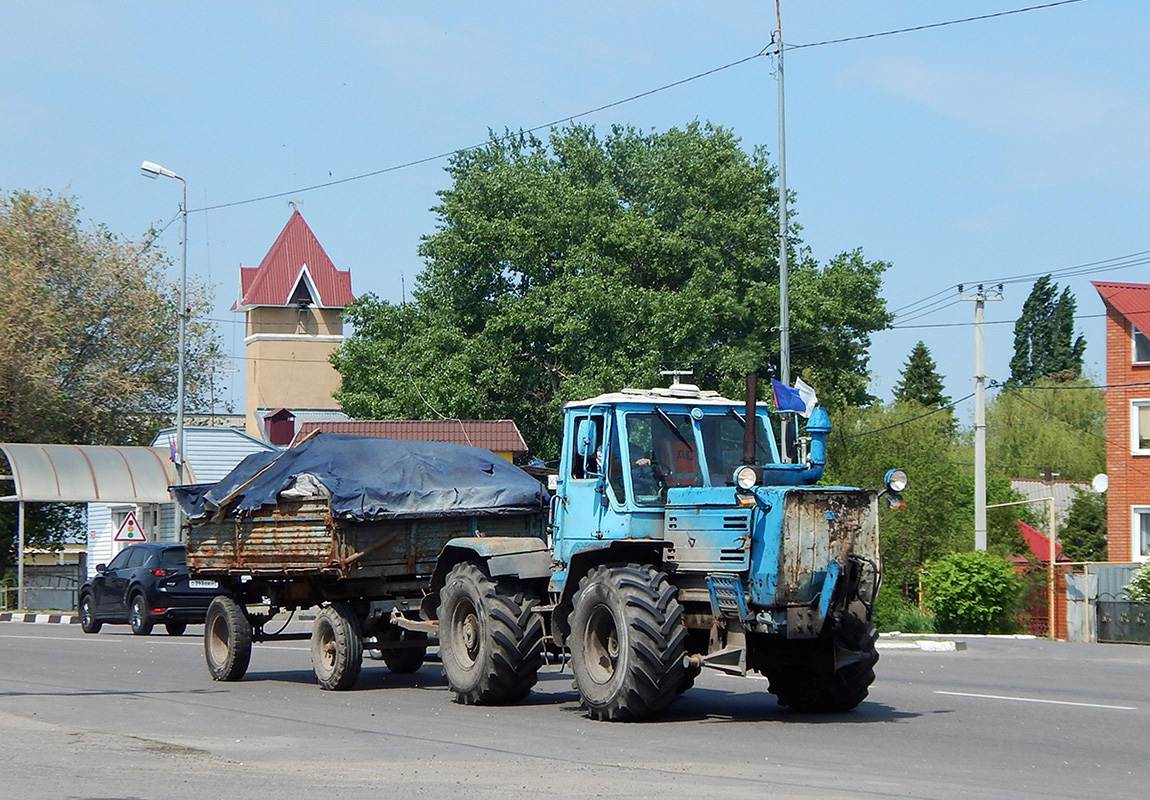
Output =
[
  {"x1": 569, "y1": 563, "x2": 688, "y2": 721},
  {"x1": 438, "y1": 562, "x2": 542, "y2": 705}
]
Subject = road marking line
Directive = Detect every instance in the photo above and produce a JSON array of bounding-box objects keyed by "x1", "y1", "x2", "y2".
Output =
[{"x1": 935, "y1": 690, "x2": 1136, "y2": 711}]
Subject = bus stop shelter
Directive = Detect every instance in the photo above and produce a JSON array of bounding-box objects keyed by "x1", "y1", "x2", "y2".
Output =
[{"x1": 0, "y1": 443, "x2": 188, "y2": 611}]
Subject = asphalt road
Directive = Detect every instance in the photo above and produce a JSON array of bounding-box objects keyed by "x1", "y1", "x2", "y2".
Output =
[{"x1": 1, "y1": 623, "x2": 1147, "y2": 799}]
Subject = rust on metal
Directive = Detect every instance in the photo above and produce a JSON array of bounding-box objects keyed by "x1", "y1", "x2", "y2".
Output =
[{"x1": 778, "y1": 490, "x2": 878, "y2": 605}]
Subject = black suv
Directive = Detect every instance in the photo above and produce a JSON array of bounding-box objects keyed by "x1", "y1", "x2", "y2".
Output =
[{"x1": 78, "y1": 543, "x2": 220, "y2": 635}]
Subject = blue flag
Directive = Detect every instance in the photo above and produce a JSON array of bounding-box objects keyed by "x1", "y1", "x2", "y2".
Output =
[{"x1": 770, "y1": 378, "x2": 818, "y2": 418}]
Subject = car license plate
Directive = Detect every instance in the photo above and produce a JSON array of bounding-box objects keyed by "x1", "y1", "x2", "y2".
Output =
[{"x1": 188, "y1": 579, "x2": 218, "y2": 589}]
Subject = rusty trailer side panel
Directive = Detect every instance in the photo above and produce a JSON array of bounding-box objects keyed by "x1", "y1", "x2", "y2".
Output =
[
  {"x1": 778, "y1": 490, "x2": 878, "y2": 605},
  {"x1": 186, "y1": 499, "x2": 546, "y2": 582}
]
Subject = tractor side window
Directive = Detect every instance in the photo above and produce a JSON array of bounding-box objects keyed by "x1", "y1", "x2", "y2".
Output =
[
  {"x1": 570, "y1": 414, "x2": 604, "y2": 479},
  {"x1": 605, "y1": 421, "x2": 626, "y2": 503}
]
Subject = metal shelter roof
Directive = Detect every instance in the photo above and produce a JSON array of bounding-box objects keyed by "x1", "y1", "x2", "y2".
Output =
[{"x1": 0, "y1": 443, "x2": 192, "y2": 504}]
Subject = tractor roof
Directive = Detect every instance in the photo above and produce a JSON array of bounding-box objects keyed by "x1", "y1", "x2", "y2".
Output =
[{"x1": 565, "y1": 383, "x2": 768, "y2": 411}]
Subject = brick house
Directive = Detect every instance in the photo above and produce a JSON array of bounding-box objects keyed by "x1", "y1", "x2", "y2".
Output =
[{"x1": 1091, "y1": 281, "x2": 1150, "y2": 562}]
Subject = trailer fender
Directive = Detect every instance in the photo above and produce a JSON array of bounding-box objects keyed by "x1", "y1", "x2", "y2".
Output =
[{"x1": 423, "y1": 537, "x2": 551, "y2": 620}]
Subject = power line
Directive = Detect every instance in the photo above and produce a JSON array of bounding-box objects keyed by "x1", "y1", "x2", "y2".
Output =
[
  {"x1": 186, "y1": 2, "x2": 1083, "y2": 215},
  {"x1": 838, "y1": 392, "x2": 974, "y2": 439},
  {"x1": 786, "y1": 0, "x2": 1085, "y2": 51}
]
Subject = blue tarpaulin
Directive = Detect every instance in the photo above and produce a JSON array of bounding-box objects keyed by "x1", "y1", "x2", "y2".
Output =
[{"x1": 171, "y1": 433, "x2": 548, "y2": 521}]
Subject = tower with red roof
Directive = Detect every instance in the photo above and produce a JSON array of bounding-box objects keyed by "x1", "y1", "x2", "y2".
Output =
[{"x1": 233, "y1": 210, "x2": 354, "y2": 439}]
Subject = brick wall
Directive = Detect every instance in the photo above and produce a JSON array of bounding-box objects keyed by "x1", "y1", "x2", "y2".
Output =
[{"x1": 1102, "y1": 305, "x2": 1150, "y2": 562}]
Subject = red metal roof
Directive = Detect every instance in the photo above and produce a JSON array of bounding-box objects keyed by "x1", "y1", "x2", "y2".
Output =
[
  {"x1": 297, "y1": 420, "x2": 529, "y2": 454},
  {"x1": 1092, "y1": 281, "x2": 1150, "y2": 330},
  {"x1": 1013, "y1": 520, "x2": 1070, "y2": 563},
  {"x1": 233, "y1": 210, "x2": 353, "y2": 310}
]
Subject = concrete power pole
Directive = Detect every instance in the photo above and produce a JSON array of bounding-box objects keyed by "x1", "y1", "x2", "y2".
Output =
[
  {"x1": 774, "y1": 0, "x2": 791, "y2": 461},
  {"x1": 960, "y1": 284, "x2": 1002, "y2": 551}
]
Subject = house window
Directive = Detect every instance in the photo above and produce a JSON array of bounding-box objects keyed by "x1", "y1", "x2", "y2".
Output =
[
  {"x1": 1135, "y1": 325, "x2": 1150, "y2": 364},
  {"x1": 1133, "y1": 507, "x2": 1150, "y2": 561},
  {"x1": 1133, "y1": 400, "x2": 1150, "y2": 454}
]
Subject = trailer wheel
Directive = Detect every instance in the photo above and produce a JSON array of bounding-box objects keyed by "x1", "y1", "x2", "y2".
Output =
[
  {"x1": 165, "y1": 621, "x2": 187, "y2": 636},
  {"x1": 439, "y1": 562, "x2": 542, "y2": 705},
  {"x1": 377, "y1": 627, "x2": 428, "y2": 674},
  {"x1": 569, "y1": 563, "x2": 687, "y2": 722},
  {"x1": 310, "y1": 603, "x2": 363, "y2": 691},
  {"x1": 763, "y1": 618, "x2": 878, "y2": 713},
  {"x1": 204, "y1": 595, "x2": 252, "y2": 682}
]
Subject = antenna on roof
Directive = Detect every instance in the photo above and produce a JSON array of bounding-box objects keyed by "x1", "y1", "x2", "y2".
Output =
[{"x1": 659, "y1": 369, "x2": 693, "y2": 387}]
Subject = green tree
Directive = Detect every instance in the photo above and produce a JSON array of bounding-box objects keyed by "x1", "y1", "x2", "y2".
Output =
[
  {"x1": 1058, "y1": 488, "x2": 1107, "y2": 562},
  {"x1": 893, "y1": 341, "x2": 949, "y2": 407},
  {"x1": 0, "y1": 189, "x2": 225, "y2": 576},
  {"x1": 1009, "y1": 276, "x2": 1086, "y2": 385},
  {"x1": 333, "y1": 123, "x2": 892, "y2": 457},
  {"x1": 985, "y1": 380, "x2": 1105, "y2": 482}
]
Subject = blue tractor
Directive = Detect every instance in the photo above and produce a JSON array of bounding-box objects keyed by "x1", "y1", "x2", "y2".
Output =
[{"x1": 432, "y1": 381, "x2": 905, "y2": 721}]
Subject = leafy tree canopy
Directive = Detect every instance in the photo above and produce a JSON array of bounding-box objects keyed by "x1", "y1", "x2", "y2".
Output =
[
  {"x1": 334, "y1": 122, "x2": 892, "y2": 458},
  {"x1": 824, "y1": 402, "x2": 1024, "y2": 593},
  {"x1": 893, "y1": 341, "x2": 949, "y2": 407},
  {"x1": 1009, "y1": 275, "x2": 1086, "y2": 386},
  {"x1": 985, "y1": 380, "x2": 1105, "y2": 482},
  {"x1": 0, "y1": 189, "x2": 225, "y2": 577}
]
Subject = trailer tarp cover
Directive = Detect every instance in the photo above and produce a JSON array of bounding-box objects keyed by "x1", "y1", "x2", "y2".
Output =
[{"x1": 171, "y1": 433, "x2": 547, "y2": 521}]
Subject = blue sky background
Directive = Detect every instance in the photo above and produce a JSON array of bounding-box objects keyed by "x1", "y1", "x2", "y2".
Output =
[{"x1": 3, "y1": 1, "x2": 1146, "y2": 431}]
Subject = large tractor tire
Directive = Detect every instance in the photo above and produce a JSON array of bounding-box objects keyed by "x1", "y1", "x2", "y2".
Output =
[
  {"x1": 78, "y1": 593, "x2": 101, "y2": 634},
  {"x1": 438, "y1": 561, "x2": 543, "y2": 705},
  {"x1": 310, "y1": 603, "x2": 364, "y2": 691},
  {"x1": 204, "y1": 595, "x2": 253, "y2": 682},
  {"x1": 569, "y1": 563, "x2": 688, "y2": 722},
  {"x1": 764, "y1": 618, "x2": 879, "y2": 713}
]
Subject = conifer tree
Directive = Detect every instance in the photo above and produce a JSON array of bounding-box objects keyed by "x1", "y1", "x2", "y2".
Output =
[
  {"x1": 893, "y1": 341, "x2": 949, "y2": 407},
  {"x1": 1009, "y1": 276, "x2": 1086, "y2": 386}
]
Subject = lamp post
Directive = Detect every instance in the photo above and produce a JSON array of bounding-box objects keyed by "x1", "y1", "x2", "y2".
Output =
[{"x1": 140, "y1": 161, "x2": 187, "y2": 536}]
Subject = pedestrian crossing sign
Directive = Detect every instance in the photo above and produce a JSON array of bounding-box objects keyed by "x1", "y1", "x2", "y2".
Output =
[{"x1": 114, "y1": 510, "x2": 147, "y2": 542}]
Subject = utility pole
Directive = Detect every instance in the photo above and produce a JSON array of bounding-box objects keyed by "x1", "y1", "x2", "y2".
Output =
[
  {"x1": 960, "y1": 284, "x2": 1002, "y2": 550},
  {"x1": 774, "y1": 0, "x2": 791, "y2": 461}
]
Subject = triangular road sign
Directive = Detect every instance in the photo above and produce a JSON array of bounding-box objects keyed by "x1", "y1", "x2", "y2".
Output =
[{"x1": 114, "y1": 510, "x2": 147, "y2": 542}]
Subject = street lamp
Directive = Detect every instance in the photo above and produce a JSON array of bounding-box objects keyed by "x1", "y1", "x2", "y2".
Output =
[{"x1": 140, "y1": 160, "x2": 188, "y2": 535}]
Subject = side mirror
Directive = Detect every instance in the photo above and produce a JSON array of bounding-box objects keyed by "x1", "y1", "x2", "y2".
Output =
[
  {"x1": 95, "y1": 563, "x2": 107, "y2": 573},
  {"x1": 576, "y1": 418, "x2": 602, "y2": 477}
]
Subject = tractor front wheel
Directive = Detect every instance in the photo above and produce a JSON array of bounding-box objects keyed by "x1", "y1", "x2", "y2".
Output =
[{"x1": 569, "y1": 563, "x2": 687, "y2": 722}]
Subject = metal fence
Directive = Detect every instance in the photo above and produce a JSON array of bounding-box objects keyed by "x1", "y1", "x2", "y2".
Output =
[{"x1": 1097, "y1": 601, "x2": 1150, "y2": 645}]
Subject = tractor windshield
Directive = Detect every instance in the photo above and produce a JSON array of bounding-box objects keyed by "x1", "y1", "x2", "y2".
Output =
[{"x1": 623, "y1": 409, "x2": 775, "y2": 506}]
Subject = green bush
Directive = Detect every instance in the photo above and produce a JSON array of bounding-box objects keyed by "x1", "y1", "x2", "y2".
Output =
[
  {"x1": 923, "y1": 551, "x2": 1024, "y2": 634},
  {"x1": 1124, "y1": 562, "x2": 1150, "y2": 601},
  {"x1": 872, "y1": 580, "x2": 936, "y2": 633}
]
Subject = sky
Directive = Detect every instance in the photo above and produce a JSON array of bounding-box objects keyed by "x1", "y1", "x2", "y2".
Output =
[{"x1": 3, "y1": 1, "x2": 1147, "y2": 428}]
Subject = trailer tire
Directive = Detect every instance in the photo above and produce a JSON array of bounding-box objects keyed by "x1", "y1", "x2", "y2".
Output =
[
  {"x1": 569, "y1": 563, "x2": 688, "y2": 722},
  {"x1": 764, "y1": 619, "x2": 878, "y2": 713},
  {"x1": 204, "y1": 596, "x2": 252, "y2": 682},
  {"x1": 310, "y1": 603, "x2": 363, "y2": 691},
  {"x1": 378, "y1": 627, "x2": 428, "y2": 674},
  {"x1": 439, "y1": 562, "x2": 543, "y2": 705},
  {"x1": 79, "y1": 593, "x2": 101, "y2": 634},
  {"x1": 129, "y1": 593, "x2": 154, "y2": 636},
  {"x1": 165, "y1": 621, "x2": 187, "y2": 636}
]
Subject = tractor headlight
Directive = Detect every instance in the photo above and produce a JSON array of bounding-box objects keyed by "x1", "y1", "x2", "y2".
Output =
[
  {"x1": 884, "y1": 468, "x2": 908, "y2": 493},
  {"x1": 735, "y1": 465, "x2": 760, "y2": 491}
]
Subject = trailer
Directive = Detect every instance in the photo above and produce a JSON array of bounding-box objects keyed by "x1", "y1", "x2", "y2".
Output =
[{"x1": 173, "y1": 434, "x2": 550, "y2": 690}]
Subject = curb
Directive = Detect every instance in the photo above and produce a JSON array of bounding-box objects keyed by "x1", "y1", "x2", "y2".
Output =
[
  {"x1": 877, "y1": 638, "x2": 966, "y2": 652},
  {"x1": 0, "y1": 612, "x2": 79, "y2": 625}
]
